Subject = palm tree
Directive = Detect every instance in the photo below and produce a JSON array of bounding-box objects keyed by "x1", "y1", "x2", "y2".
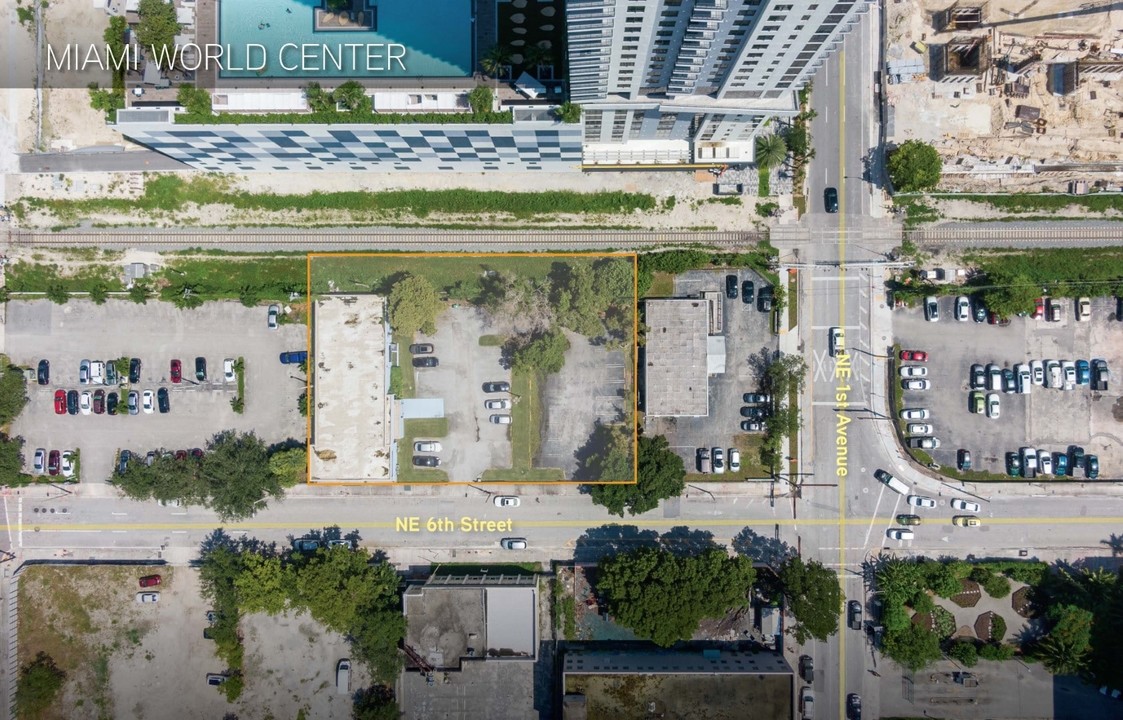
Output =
[
  {"x1": 479, "y1": 45, "x2": 512, "y2": 87},
  {"x1": 523, "y1": 44, "x2": 553, "y2": 78},
  {"x1": 755, "y1": 134, "x2": 788, "y2": 169}
]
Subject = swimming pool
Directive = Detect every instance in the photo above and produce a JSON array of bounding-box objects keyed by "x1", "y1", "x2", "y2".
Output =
[{"x1": 218, "y1": 0, "x2": 473, "y2": 80}]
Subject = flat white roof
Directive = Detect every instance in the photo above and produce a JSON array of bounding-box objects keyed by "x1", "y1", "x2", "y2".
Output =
[
  {"x1": 211, "y1": 91, "x2": 309, "y2": 112},
  {"x1": 644, "y1": 299, "x2": 710, "y2": 417},
  {"x1": 485, "y1": 587, "x2": 536, "y2": 659}
]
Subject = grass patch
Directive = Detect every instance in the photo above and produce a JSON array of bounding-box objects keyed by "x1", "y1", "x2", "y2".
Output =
[
  {"x1": 786, "y1": 270, "x2": 798, "y2": 330},
  {"x1": 732, "y1": 433, "x2": 771, "y2": 479},
  {"x1": 479, "y1": 368, "x2": 565, "y2": 482},
  {"x1": 231, "y1": 357, "x2": 245, "y2": 414},
  {"x1": 758, "y1": 165, "x2": 771, "y2": 197},
  {"x1": 930, "y1": 192, "x2": 1123, "y2": 215},
  {"x1": 553, "y1": 578, "x2": 577, "y2": 640},
  {"x1": 478, "y1": 335, "x2": 504, "y2": 347},
  {"x1": 644, "y1": 271, "x2": 675, "y2": 298},
  {"x1": 396, "y1": 418, "x2": 449, "y2": 483},
  {"x1": 311, "y1": 254, "x2": 592, "y2": 295},
  {"x1": 793, "y1": 195, "x2": 807, "y2": 217},
  {"x1": 963, "y1": 245, "x2": 1123, "y2": 298},
  {"x1": 4, "y1": 261, "x2": 124, "y2": 293},
  {"x1": 894, "y1": 196, "x2": 942, "y2": 228}
]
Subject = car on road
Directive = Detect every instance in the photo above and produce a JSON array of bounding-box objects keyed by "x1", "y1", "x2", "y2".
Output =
[
  {"x1": 413, "y1": 357, "x2": 439, "y2": 368},
  {"x1": 907, "y1": 435, "x2": 939, "y2": 448},
  {"x1": 887, "y1": 529, "x2": 915, "y2": 540},
  {"x1": 896, "y1": 514, "x2": 921, "y2": 526},
  {"x1": 955, "y1": 296, "x2": 970, "y2": 321},
  {"x1": 494, "y1": 496, "x2": 520, "y2": 508},
  {"x1": 1030, "y1": 360, "x2": 1044, "y2": 386},
  {"x1": 223, "y1": 358, "x2": 236, "y2": 383},
  {"x1": 157, "y1": 388, "x2": 170, "y2": 414},
  {"x1": 951, "y1": 498, "x2": 981, "y2": 513},
  {"x1": 725, "y1": 274, "x2": 739, "y2": 299},
  {"x1": 141, "y1": 390, "x2": 155, "y2": 414},
  {"x1": 1070, "y1": 445, "x2": 1085, "y2": 472},
  {"x1": 483, "y1": 381, "x2": 510, "y2": 393},
  {"x1": 900, "y1": 350, "x2": 928, "y2": 362},
  {"x1": 969, "y1": 391, "x2": 985, "y2": 414},
  {"x1": 292, "y1": 537, "x2": 320, "y2": 552},
  {"x1": 1006, "y1": 452, "x2": 1022, "y2": 477},
  {"x1": 824, "y1": 187, "x2": 839, "y2": 213},
  {"x1": 136, "y1": 592, "x2": 160, "y2": 604},
  {"x1": 107, "y1": 392, "x2": 118, "y2": 415},
  {"x1": 412, "y1": 455, "x2": 440, "y2": 467},
  {"x1": 60, "y1": 451, "x2": 74, "y2": 479},
  {"x1": 907, "y1": 423, "x2": 933, "y2": 435},
  {"x1": 500, "y1": 538, "x2": 527, "y2": 550},
  {"x1": 924, "y1": 296, "x2": 939, "y2": 322},
  {"x1": 969, "y1": 364, "x2": 986, "y2": 389},
  {"x1": 728, "y1": 448, "x2": 741, "y2": 472},
  {"x1": 139, "y1": 575, "x2": 162, "y2": 587},
  {"x1": 957, "y1": 449, "x2": 972, "y2": 471},
  {"x1": 740, "y1": 421, "x2": 763, "y2": 432},
  {"x1": 757, "y1": 286, "x2": 773, "y2": 312},
  {"x1": 93, "y1": 389, "x2": 105, "y2": 415},
  {"x1": 1086, "y1": 455, "x2": 1099, "y2": 479},
  {"x1": 79, "y1": 359, "x2": 90, "y2": 384},
  {"x1": 129, "y1": 358, "x2": 142, "y2": 383},
  {"x1": 485, "y1": 399, "x2": 511, "y2": 410},
  {"x1": 1001, "y1": 368, "x2": 1016, "y2": 394},
  {"x1": 953, "y1": 516, "x2": 981, "y2": 527},
  {"x1": 32, "y1": 448, "x2": 46, "y2": 474},
  {"x1": 800, "y1": 686, "x2": 815, "y2": 720},
  {"x1": 1015, "y1": 364, "x2": 1031, "y2": 394},
  {"x1": 267, "y1": 304, "x2": 280, "y2": 329},
  {"x1": 908, "y1": 495, "x2": 937, "y2": 509},
  {"x1": 490, "y1": 414, "x2": 513, "y2": 424},
  {"x1": 1054, "y1": 452, "x2": 1068, "y2": 477},
  {"x1": 1076, "y1": 359, "x2": 1090, "y2": 385},
  {"x1": 741, "y1": 280, "x2": 754, "y2": 304},
  {"x1": 47, "y1": 450, "x2": 60, "y2": 476},
  {"x1": 66, "y1": 390, "x2": 79, "y2": 415},
  {"x1": 829, "y1": 327, "x2": 844, "y2": 358},
  {"x1": 79, "y1": 391, "x2": 92, "y2": 415},
  {"x1": 37, "y1": 360, "x2": 49, "y2": 385},
  {"x1": 414, "y1": 441, "x2": 442, "y2": 453},
  {"x1": 409, "y1": 344, "x2": 434, "y2": 355},
  {"x1": 743, "y1": 393, "x2": 771, "y2": 404},
  {"x1": 900, "y1": 408, "x2": 929, "y2": 420},
  {"x1": 194, "y1": 357, "x2": 206, "y2": 381},
  {"x1": 799, "y1": 655, "x2": 814, "y2": 682},
  {"x1": 127, "y1": 390, "x2": 139, "y2": 415},
  {"x1": 899, "y1": 365, "x2": 927, "y2": 378},
  {"x1": 847, "y1": 693, "x2": 862, "y2": 720},
  {"x1": 279, "y1": 351, "x2": 308, "y2": 365},
  {"x1": 848, "y1": 600, "x2": 863, "y2": 630},
  {"x1": 1039, "y1": 452, "x2": 1053, "y2": 476},
  {"x1": 1077, "y1": 296, "x2": 1091, "y2": 321},
  {"x1": 712, "y1": 447, "x2": 725, "y2": 474},
  {"x1": 170, "y1": 359, "x2": 181, "y2": 383},
  {"x1": 902, "y1": 379, "x2": 930, "y2": 391},
  {"x1": 54, "y1": 389, "x2": 66, "y2": 415}
]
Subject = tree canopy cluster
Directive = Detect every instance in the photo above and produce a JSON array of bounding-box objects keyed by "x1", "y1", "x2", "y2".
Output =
[
  {"x1": 759, "y1": 354, "x2": 808, "y2": 469},
  {"x1": 116, "y1": 432, "x2": 305, "y2": 521},
  {"x1": 779, "y1": 557, "x2": 842, "y2": 643},
  {"x1": 387, "y1": 274, "x2": 443, "y2": 338},
  {"x1": 135, "y1": 0, "x2": 179, "y2": 65},
  {"x1": 199, "y1": 529, "x2": 405, "y2": 703},
  {"x1": 887, "y1": 140, "x2": 942, "y2": 193},
  {"x1": 588, "y1": 434, "x2": 683, "y2": 516},
  {"x1": 1029, "y1": 565, "x2": 1123, "y2": 684},
  {"x1": 509, "y1": 326, "x2": 571, "y2": 374},
  {"x1": 573, "y1": 422, "x2": 633, "y2": 483},
  {"x1": 597, "y1": 546, "x2": 755, "y2": 646},
  {"x1": 550, "y1": 258, "x2": 635, "y2": 345}
]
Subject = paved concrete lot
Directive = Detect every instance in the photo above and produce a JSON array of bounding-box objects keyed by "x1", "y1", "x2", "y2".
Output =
[
  {"x1": 7, "y1": 300, "x2": 306, "y2": 484},
  {"x1": 415, "y1": 307, "x2": 511, "y2": 482},
  {"x1": 647, "y1": 269, "x2": 778, "y2": 476},
  {"x1": 540, "y1": 329, "x2": 628, "y2": 479},
  {"x1": 894, "y1": 295, "x2": 1123, "y2": 476}
]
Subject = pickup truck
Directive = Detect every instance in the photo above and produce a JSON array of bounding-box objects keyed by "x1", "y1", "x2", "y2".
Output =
[{"x1": 1092, "y1": 359, "x2": 1109, "y2": 391}]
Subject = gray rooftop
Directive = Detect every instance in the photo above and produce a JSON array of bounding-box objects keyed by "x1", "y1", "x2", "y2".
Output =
[{"x1": 644, "y1": 299, "x2": 710, "y2": 417}]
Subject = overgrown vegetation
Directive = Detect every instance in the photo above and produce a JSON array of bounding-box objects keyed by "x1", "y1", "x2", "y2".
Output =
[
  {"x1": 887, "y1": 140, "x2": 942, "y2": 193},
  {"x1": 230, "y1": 357, "x2": 245, "y2": 414},
  {"x1": 587, "y1": 434, "x2": 682, "y2": 516},
  {"x1": 636, "y1": 245, "x2": 778, "y2": 298},
  {"x1": 759, "y1": 354, "x2": 808, "y2": 471},
  {"x1": 780, "y1": 557, "x2": 842, "y2": 643},
  {"x1": 16, "y1": 652, "x2": 66, "y2": 718}
]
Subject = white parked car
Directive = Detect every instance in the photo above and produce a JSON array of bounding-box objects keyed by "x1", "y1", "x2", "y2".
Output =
[
  {"x1": 1045, "y1": 360, "x2": 1062, "y2": 389},
  {"x1": 1022, "y1": 447, "x2": 1038, "y2": 471},
  {"x1": 908, "y1": 495, "x2": 937, "y2": 509},
  {"x1": 955, "y1": 296, "x2": 970, "y2": 321},
  {"x1": 1062, "y1": 361, "x2": 1076, "y2": 388},
  {"x1": 223, "y1": 358, "x2": 236, "y2": 382},
  {"x1": 906, "y1": 423, "x2": 933, "y2": 436},
  {"x1": 950, "y1": 498, "x2": 981, "y2": 513},
  {"x1": 1015, "y1": 364, "x2": 1031, "y2": 394},
  {"x1": 142, "y1": 390, "x2": 155, "y2": 414},
  {"x1": 712, "y1": 447, "x2": 725, "y2": 474},
  {"x1": 414, "y1": 441, "x2": 442, "y2": 453},
  {"x1": 136, "y1": 592, "x2": 160, "y2": 603},
  {"x1": 899, "y1": 365, "x2": 928, "y2": 378},
  {"x1": 986, "y1": 393, "x2": 1000, "y2": 419},
  {"x1": 887, "y1": 529, "x2": 915, "y2": 540},
  {"x1": 79, "y1": 391, "x2": 92, "y2": 415},
  {"x1": 900, "y1": 408, "x2": 929, "y2": 420},
  {"x1": 902, "y1": 379, "x2": 931, "y2": 391},
  {"x1": 90, "y1": 360, "x2": 105, "y2": 385},
  {"x1": 728, "y1": 448, "x2": 741, "y2": 472},
  {"x1": 32, "y1": 448, "x2": 46, "y2": 474},
  {"x1": 60, "y1": 451, "x2": 74, "y2": 479},
  {"x1": 1038, "y1": 452, "x2": 1053, "y2": 475},
  {"x1": 493, "y1": 496, "x2": 520, "y2": 508},
  {"x1": 490, "y1": 414, "x2": 512, "y2": 424},
  {"x1": 1030, "y1": 360, "x2": 1044, "y2": 386},
  {"x1": 267, "y1": 304, "x2": 280, "y2": 329},
  {"x1": 484, "y1": 399, "x2": 511, "y2": 410}
]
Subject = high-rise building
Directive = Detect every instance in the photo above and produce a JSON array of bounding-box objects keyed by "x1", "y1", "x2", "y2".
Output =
[{"x1": 567, "y1": 0, "x2": 872, "y2": 164}]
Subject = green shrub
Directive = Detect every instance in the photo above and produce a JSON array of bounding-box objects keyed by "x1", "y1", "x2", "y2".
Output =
[
  {"x1": 978, "y1": 642, "x2": 1015, "y2": 661},
  {"x1": 982, "y1": 573, "x2": 1011, "y2": 599},
  {"x1": 991, "y1": 614, "x2": 1007, "y2": 642},
  {"x1": 948, "y1": 639, "x2": 979, "y2": 667},
  {"x1": 932, "y1": 606, "x2": 956, "y2": 638}
]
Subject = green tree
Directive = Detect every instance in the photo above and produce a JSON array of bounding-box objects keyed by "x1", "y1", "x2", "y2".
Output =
[
  {"x1": 235, "y1": 553, "x2": 289, "y2": 615},
  {"x1": 0, "y1": 435, "x2": 30, "y2": 486},
  {"x1": 574, "y1": 423, "x2": 632, "y2": 482},
  {"x1": 87, "y1": 84, "x2": 125, "y2": 118},
  {"x1": 269, "y1": 447, "x2": 308, "y2": 487},
  {"x1": 136, "y1": 0, "x2": 180, "y2": 66},
  {"x1": 948, "y1": 639, "x2": 979, "y2": 667},
  {"x1": 980, "y1": 271, "x2": 1040, "y2": 319},
  {"x1": 589, "y1": 435, "x2": 685, "y2": 516},
  {"x1": 128, "y1": 282, "x2": 150, "y2": 304},
  {"x1": 289, "y1": 548, "x2": 401, "y2": 634},
  {"x1": 201, "y1": 431, "x2": 285, "y2": 521},
  {"x1": 332, "y1": 81, "x2": 371, "y2": 113},
  {"x1": 88, "y1": 283, "x2": 109, "y2": 305},
  {"x1": 353, "y1": 685, "x2": 401, "y2": 720},
  {"x1": 882, "y1": 623, "x2": 942, "y2": 671},
  {"x1": 0, "y1": 360, "x2": 29, "y2": 425},
  {"x1": 45, "y1": 285, "x2": 70, "y2": 305},
  {"x1": 1036, "y1": 604, "x2": 1093, "y2": 676},
  {"x1": 783, "y1": 123, "x2": 810, "y2": 159},
  {"x1": 16, "y1": 652, "x2": 66, "y2": 718},
  {"x1": 555, "y1": 101, "x2": 582, "y2": 123},
  {"x1": 479, "y1": 45, "x2": 512, "y2": 83},
  {"x1": 351, "y1": 607, "x2": 408, "y2": 684},
  {"x1": 755, "y1": 134, "x2": 788, "y2": 169},
  {"x1": 511, "y1": 327, "x2": 570, "y2": 374},
  {"x1": 523, "y1": 44, "x2": 553, "y2": 75},
  {"x1": 305, "y1": 82, "x2": 334, "y2": 113},
  {"x1": 177, "y1": 85, "x2": 212, "y2": 116},
  {"x1": 887, "y1": 140, "x2": 942, "y2": 193},
  {"x1": 764, "y1": 353, "x2": 808, "y2": 398},
  {"x1": 597, "y1": 546, "x2": 754, "y2": 647},
  {"x1": 387, "y1": 274, "x2": 442, "y2": 337},
  {"x1": 978, "y1": 642, "x2": 1015, "y2": 661},
  {"x1": 467, "y1": 86, "x2": 493, "y2": 115},
  {"x1": 779, "y1": 557, "x2": 843, "y2": 643},
  {"x1": 594, "y1": 257, "x2": 635, "y2": 306}
]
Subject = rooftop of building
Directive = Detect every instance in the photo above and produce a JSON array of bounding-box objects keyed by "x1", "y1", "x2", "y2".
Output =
[{"x1": 643, "y1": 298, "x2": 711, "y2": 417}]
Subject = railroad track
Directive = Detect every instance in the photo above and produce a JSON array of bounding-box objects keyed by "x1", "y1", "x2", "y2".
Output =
[
  {"x1": 906, "y1": 226, "x2": 1123, "y2": 244},
  {"x1": 6, "y1": 228, "x2": 762, "y2": 249}
]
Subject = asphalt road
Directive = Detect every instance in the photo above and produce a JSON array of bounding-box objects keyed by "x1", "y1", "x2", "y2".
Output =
[{"x1": 18, "y1": 149, "x2": 189, "y2": 173}]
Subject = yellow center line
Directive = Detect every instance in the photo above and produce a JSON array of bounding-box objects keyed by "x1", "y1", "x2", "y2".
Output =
[{"x1": 836, "y1": 47, "x2": 848, "y2": 719}]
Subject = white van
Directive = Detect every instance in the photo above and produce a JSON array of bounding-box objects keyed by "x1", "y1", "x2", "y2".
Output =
[
  {"x1": 874, "y1": 469, "x2": 910, "y2": 495},
  {"x1": 336, "y1": 659, "x2": 351, "y2": 694}
]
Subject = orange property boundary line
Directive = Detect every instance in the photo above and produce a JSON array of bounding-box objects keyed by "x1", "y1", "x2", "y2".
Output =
[{"x1": 304, "y1": 252, "x2": 639, "y2": 486}]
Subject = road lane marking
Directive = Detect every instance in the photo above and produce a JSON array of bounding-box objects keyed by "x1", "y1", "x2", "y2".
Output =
[{"x1": 837, "y1": 47, "x2": 849, "y2": 719}]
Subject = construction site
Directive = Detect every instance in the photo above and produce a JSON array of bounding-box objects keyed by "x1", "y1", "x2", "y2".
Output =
[{"x1": 885, "y1": 0, "x2": 1123, "y2": 193}]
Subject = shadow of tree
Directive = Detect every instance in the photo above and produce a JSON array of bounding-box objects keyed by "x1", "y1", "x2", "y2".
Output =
[
  {"x1": 573, "y1": 524, "x2": 661, "y2": 564},
  {"x1": 659, "y1": 526, "x2": 717, "y2": 557},
  {"x1": 1101, "y1": 533, "x2": 1123, "y2": 557},
  {"x1": 731, "y1": 527, "x2": 796, "y2": 568}
]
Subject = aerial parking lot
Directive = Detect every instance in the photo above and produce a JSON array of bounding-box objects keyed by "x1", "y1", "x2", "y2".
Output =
[
  {"x1": 893, "y1": 294, "x2": 1122, "y2": 480},
  {"x1": 8, "y1": 300, "x2": 308, "y2": 484}
]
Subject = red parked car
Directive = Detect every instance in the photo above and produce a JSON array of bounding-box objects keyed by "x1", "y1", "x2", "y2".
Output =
[
  {"x1": 1032, "y1": 297, "x2": 1045, "y2": 319},
  {"x1": 899, "y1": 350, "x2": 928, "y2": 362},
  {"x1": 47, "y1": 450, "x2": 60, "y2": 476},
  {"x1": 170, "y1": 359, "x2": 182, "y2": 384},
  {"x1": 53, "y1": 390, "x2": 67, "y2": 415},
  {"x1": 92, "y1": 389, "x2": 105, "y2": 415},
  {"x1": 139, "y1": 575, "x2": 162, "y2": 588}
]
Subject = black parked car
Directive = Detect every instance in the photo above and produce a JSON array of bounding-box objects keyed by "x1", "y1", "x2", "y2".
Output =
[
  {"x1": 66, "y1": 389, "x2": 79, "y2": 415},
  {"x1": 758, "y1": 286, "x2": 773, "y2": 312},
  {"x1": 412, "y1": 455, "x2": 440, "y2": 467},
  {"x1": 741, "y1": 280, "x2": 754, "y2": 304},
  {"x1": 117, "y1": 450, "x2": 130, "y2": 475},
  {"x1": 409, "y1": 344, "x2": 434, "y2": 354},
  {"x1": 972, "y1": 297, "x2": 987, "y2": 323},
  {"x1": 740, "y1": 406, "x2": 766, "y2": 420},
  {"x1": 157, "y1": 387, "x2": 170, "y2": 414},
  {"x1": 106, "y1": 391, "x2": 118, "y2": 415},
  {"x1": 195, "y1": 357, "x2": 207, "y2": 381},
  {"x1": 483, "y1": 381, "x2": 510, "y2": 393},
  {"x1": 725, "y1": 274, "x2": 738, "y2": 300},
  {"x1": 1070, "y1": 445, "x2": 1086, "y2": 471},
  {"x1": 106, "y1": 362, "x2": 117, "y2": 386},
  {"x1": 412, "y1": 357, "x2": 439, "y2": 368},
  {"x1": 129, "y1": 357, "x2": 141, "y2": 383},
  {"x1": 37, "y1": 360, "x2": 49, "y2": 385}
]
